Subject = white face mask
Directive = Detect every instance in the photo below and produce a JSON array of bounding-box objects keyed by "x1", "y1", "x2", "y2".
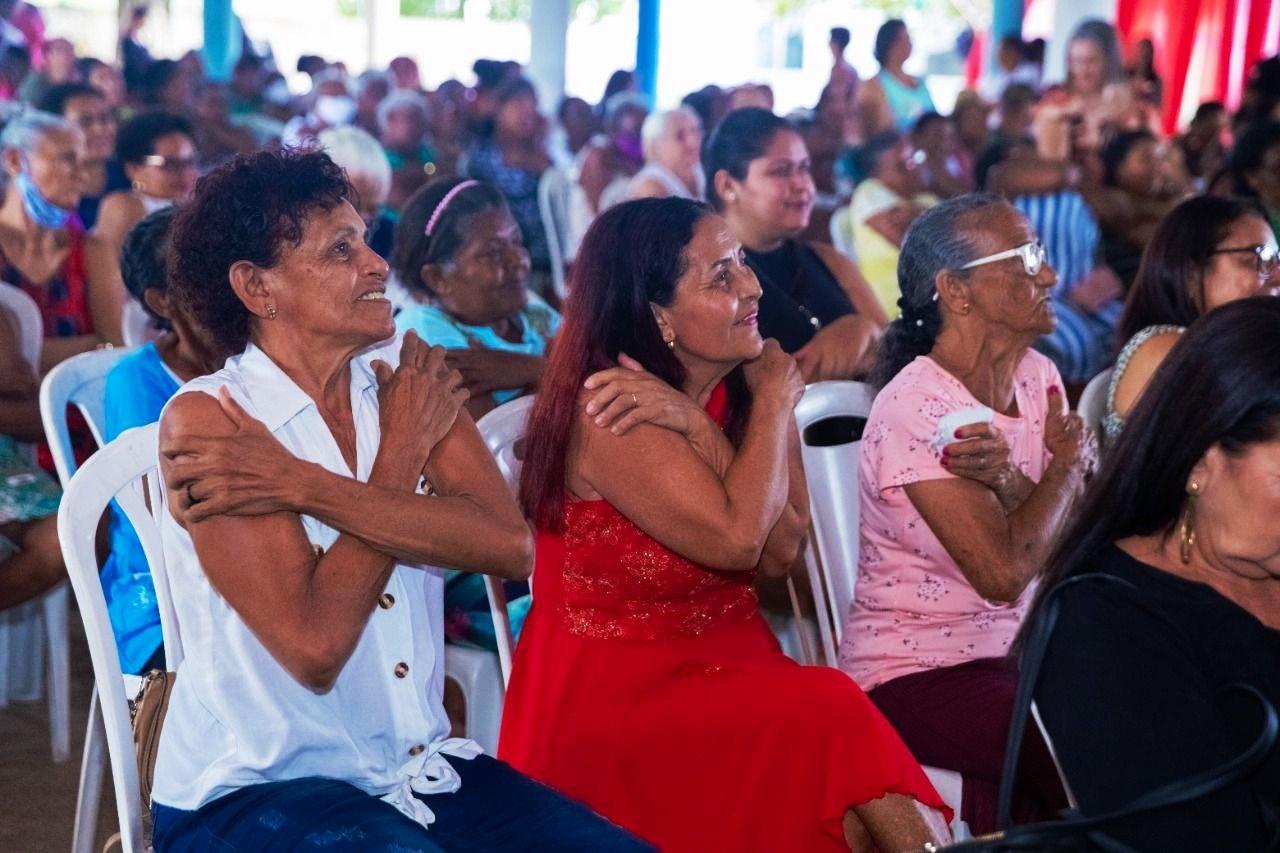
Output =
[
  {"x1": 314, "y1": 94, "x2": 356, "y2": 125},
  {"x1": 264, "y1": 79, "x2": 291, "y2": 107}
]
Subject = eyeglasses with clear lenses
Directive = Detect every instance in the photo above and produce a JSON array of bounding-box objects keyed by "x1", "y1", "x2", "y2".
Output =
[
  {"x1": 960, "y1": 241, "x2": 1048, "y2": 277},
  {"x1": 1209, "y1": 243, "x2": 1280, "y2": 278},
  {"x1": 142, "y1": 154, "x2": 198, "y2": 174}
]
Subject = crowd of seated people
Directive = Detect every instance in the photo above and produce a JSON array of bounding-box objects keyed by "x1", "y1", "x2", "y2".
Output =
[{"x1": 1, "y1": 6, "x2": 1279, "y2": 851}]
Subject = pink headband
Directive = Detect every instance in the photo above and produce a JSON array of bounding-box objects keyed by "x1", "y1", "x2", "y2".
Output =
[{"x1": 425, "y1": 180, "x2": 480, "y2": 237}]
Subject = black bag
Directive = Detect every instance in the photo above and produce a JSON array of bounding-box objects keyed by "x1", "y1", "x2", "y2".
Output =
[{"x1": 932, "y1": 573, "x2": 1280, "y2": 852}]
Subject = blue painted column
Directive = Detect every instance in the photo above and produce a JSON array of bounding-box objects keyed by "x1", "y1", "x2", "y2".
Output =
[
  {"x1": 202, "y1": 0, "x2": 242, "y2": 83},
  {"x1": 988, "y1": 0, "x2": 1025, "y2": 76},
  {"x1": 636, "y1": 0, "x2": 660, "y2": 108}
]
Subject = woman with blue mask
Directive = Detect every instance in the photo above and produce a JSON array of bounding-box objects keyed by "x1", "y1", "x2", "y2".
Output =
[{"x1": 0, "y1": 110, "x2": 121, "y2": 369}]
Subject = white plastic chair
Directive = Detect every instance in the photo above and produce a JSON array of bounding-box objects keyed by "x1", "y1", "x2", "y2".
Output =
[
  {"x1": 475, "y1": 396, "x2": 535, "y2": 686},
  {"x1": 0, "y1": 285, "x2": 48, "y2": 715},
  {"x1": 537, "y1": 167, "x2": 572, "y2": 302},
  {"x1": 793, "y1": 381, "x2": 876, "y2": 667},
  {"x1": 58, "y1": 423, "x2": 165, "y2": 853},
  {"x1": 1076, "y1": 366, "x2": 1112, "y2": 440},
  {"x1": 35, "y1": 346, "x2": 134, "y2": 768},
  {"x1": 120, "y1": 299, "x2": 160, "y2": 349},
  {"x1": 829, "y1": 205, "x2": 857, "y2": 262},
  {"x1": 793, "y1": 381, "x2": 968, "y2": 837},
  {"x1": 425, "y1": 398, "x2": 538, "y2": 756}
]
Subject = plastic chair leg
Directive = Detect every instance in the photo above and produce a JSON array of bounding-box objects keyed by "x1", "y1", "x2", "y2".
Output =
[
  {"x1": 73, "y1": 685, "x2": 105, "y2": 853},
  {"x1": 45, "y1": 582, "x2": 71, "y2": 762}
]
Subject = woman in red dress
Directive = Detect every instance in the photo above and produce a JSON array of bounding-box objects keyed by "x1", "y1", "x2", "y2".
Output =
[{"x1": 499, "y1": 197, "x2": 951, "y2": 851}]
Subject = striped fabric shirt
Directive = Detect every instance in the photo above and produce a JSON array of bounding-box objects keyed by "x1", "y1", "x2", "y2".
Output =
[{"x1": 1014, "y1": 191, "x2": 1122, "y2": 384}]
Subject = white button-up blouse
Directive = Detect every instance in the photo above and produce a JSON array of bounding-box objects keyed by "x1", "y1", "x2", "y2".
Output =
[{"x1": 151, "y1": 337, "x2": 480, "y2": 828}]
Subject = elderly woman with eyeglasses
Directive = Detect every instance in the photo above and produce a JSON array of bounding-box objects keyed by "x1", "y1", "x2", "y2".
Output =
[
  {"x1": 93, "y1": 110, "x2": 198, "y2": 251},
  {"x1": 836, "y1": 194, "x2": 1096, "y2": 834}
]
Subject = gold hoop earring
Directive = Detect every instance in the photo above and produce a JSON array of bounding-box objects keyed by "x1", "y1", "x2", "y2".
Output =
[
  {"x1": 132, "y1": 179, "x2": 144, "y2": 192},
  {"x1": 1179, "y1": 482, "x2": 1200, "y2": 564},
  {"x1": 266, "y1": 304, "x2": 278, "y2": 320}
]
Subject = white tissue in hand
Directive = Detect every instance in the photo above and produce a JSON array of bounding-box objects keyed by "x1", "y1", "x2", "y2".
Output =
[{"x1": 933, "y1": 406, "x2": 995, "y2": 453}]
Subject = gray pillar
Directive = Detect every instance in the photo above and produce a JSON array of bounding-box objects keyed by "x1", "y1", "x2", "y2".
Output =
[{"x1": 529, "y1": 0, "x2": 570, "y2": 110}]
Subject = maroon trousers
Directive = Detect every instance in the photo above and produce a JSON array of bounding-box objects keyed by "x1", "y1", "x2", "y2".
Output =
[{"x1": 867, "y1": 657, "x2": 1066, "y2": 835}]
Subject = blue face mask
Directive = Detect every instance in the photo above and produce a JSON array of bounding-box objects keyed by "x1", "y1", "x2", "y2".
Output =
[{"x1": 16, "y1": 169, "x2": 72, "y2": 229}]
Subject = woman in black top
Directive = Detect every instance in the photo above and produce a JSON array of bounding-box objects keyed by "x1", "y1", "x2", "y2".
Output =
[
  {"x1": 705, "y1": 108, "x2": 886, "y2": 379},
  {"x1": 1024, "y1": 297, "x2": 1280, "y2": 850}
]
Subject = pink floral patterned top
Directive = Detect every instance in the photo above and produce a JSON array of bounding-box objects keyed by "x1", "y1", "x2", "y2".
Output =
[{"x1": 838, "y1": 351, "x2": 1062, "y2": 690}]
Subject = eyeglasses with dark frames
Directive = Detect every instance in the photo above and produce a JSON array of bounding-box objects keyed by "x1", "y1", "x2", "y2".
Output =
[{"x1": 1209, "y1": 243, "x2": 1280, "y2": 278}]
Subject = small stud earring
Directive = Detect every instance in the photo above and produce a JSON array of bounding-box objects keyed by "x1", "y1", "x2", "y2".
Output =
[
  {"x1": 667, "y1": 338, "x2": 675, "y2": 350},
  {"x1": 266, "y1": 304, "x2": 278, "y2": 320}
]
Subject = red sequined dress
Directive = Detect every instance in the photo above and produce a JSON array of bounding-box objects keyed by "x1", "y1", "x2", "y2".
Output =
[{"x1": 498, "y1": 386, "x2": 949, "y2": 852}]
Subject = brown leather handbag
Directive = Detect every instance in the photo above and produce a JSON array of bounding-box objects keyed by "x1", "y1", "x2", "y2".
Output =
[{"x1": 128, "y1": 668, "x2": 176, "y2": 808}]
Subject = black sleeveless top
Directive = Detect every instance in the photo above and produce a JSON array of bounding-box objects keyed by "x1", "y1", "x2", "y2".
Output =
[{"x1": 744, "y1": 240, "x2": 855, "y2": 353}]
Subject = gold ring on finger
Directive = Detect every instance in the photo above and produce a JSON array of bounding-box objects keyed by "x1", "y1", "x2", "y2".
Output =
[{"x1": 631, "y1": 393, "x2": 639, "y2": 407}]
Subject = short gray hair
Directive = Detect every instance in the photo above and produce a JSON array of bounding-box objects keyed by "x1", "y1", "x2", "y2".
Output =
[
  {"x1": 0, "y1": 110, "x2": 76, "y2": 158},
  {"x1": 376, "y1": 89, "x2": 430, "y2": 135},
  {"x1": 317, "y1": 125, "x2": 391, "y2": 205},
  {"x1": 641, "y1": 107, "x2": 699, "y2": 159}
]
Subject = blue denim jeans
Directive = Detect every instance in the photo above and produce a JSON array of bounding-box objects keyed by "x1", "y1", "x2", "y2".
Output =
[{"x1": 152, "y1": 754, "x2": 653, "y2": 852}]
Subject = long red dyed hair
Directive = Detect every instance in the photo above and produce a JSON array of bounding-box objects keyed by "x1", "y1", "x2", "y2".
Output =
[{"x1": 519, "y1": 197, "x2": 749, "y2": 531}]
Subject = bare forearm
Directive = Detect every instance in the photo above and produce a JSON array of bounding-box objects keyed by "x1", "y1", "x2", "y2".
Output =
[
  {"x1": 40, "y1": 335, "x2": 100, "y2": 371},
  {"x1": 0, "y1": 399, "x2": 45, "y2": 442},
  {"x1": 1001, "y1": 459, "x2": 1085, "y2": 592},
  {"x1": 720, "y1": 396, "x2": 793, "y2": 559},
  {"x1": 294, "y1": 462, "x2": 529, "y2": 577}
]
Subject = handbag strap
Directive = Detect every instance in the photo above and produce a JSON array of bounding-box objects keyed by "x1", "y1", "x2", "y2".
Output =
[{"x1": 986, "y1": 571, "x2": 1280, "y2": 847}]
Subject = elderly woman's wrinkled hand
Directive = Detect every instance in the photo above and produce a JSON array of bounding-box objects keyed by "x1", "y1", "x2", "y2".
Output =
[
  {"x1": 583, "y1": 353, "x2": 707, "y2": 437},
  {"x1": 163, "y1": 387, "x2": 304, "y2": 524},
  {"x1": 372, "y1": 331, "x2": 468, "y2": 485},
  {"x1": 445, "y1": 345, "x2": 544, "y2": 396},
  {"x1": 1044, "y1": 385, "x2": 1094, "y2": 474},
  {"x1": 941, "y1": 422, "x2": 1014, "y2": 490}
]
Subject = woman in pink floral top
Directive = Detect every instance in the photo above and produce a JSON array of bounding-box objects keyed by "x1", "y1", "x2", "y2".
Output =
[{"x1": 837, "y1": 194, "x2": 1096, "y2": 833}]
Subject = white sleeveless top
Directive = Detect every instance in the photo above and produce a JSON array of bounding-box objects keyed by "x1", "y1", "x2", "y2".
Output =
[
  {"x1": 151, "y1": 337, "x2": 480, "y2": 828},
  {"x1": 627, "y1": 162, "x2": 704, "y2": 201}
]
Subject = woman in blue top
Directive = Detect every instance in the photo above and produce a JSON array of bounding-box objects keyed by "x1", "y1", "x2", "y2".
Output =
[
  {"x1": 857, "y1": 19, "x2": 936, "y2": 138},
  {"x1": 392, "y1": 177, "x2": 560, "y2": 421},
  {"x1": 101, "y1": 206, "x2": 224, "y2": 673},
  {"x1": 392, "y1": 177, "x2": 558, "y2": 650}
]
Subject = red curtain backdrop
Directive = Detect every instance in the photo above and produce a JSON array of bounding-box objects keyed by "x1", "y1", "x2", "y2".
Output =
[{"x1": 1118, "y1": 0, "x2": 1280, "y2": 134}]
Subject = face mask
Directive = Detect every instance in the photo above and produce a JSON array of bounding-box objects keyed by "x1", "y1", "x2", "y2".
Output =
[
  {"x1": 615, "y1": 132, "x2": 643, "y2": 163},
  {"x1": 16, "y1": 169, "x2": 71, "y2": 229},
  {"x1": 264, "y1": 79, "x2": 291, "y2": 107},
  {"x1": 314, "y1": 94, "x2": 356, "y2": 126}
]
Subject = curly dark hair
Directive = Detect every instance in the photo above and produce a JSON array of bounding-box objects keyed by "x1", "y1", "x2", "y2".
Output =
[
  {"x1": 167, "y1": 148, "x2": 352, "y2": 354},
  {"x1": 391, "y1": 177, "x2": 510, "y2": 300},
  {"x1": 115, "y1": 109, "x2": 193, "y2": 166},
  {"x1": 121, "y1": 206, "x2": 177, "y2": 330}
]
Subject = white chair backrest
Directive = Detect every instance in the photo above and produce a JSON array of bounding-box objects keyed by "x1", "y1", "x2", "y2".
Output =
[
  {"x1": 538, "y1": 167, "x2": 572, "y2": 302},
  {"x1": 1076, "y1": 366, "x2": 1112, "y2": 439},
  {"x1": 793, "y1": 381, "x2": 877, "y2": 666},
  {"x1": 120, "y1": 299, "x2": 159, "y2": 349},
  {"x1": 39, "y1": 346, "x2": 135, "y2": 486},
  {"x1": 0, "y1": 283, "x2": 41, "y2": 372},
  {"x1": 474, "y1": 395, "x2": 536, "y2": 687},
  {"x1": 57, "y1": 423, "x2": 164, "y2": 853},
  {"x1": 829, "y1": 205, "x2": 857, "y2": 262}
]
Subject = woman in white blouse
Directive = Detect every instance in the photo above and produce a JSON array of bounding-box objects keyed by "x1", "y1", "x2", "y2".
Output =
[{"x1": 150, "y1": 149, "x2": 650, "y2": 852}]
